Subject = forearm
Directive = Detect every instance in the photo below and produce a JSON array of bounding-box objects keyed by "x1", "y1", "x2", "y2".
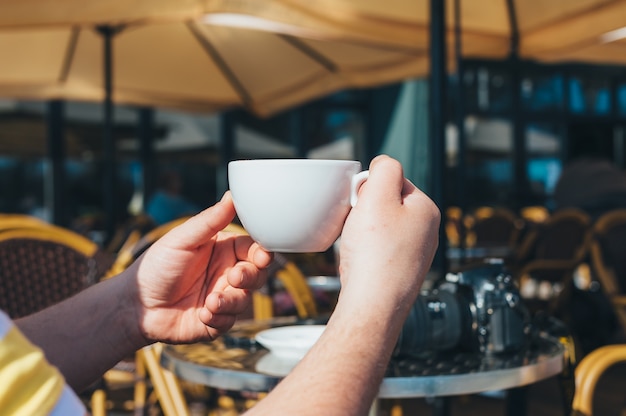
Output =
[
  {"x1": 247, "y1": 298, "x2": 410, "y2": 416},
  {"x1": 15, "y1": 273, "x2": 146, "y2": 392}
]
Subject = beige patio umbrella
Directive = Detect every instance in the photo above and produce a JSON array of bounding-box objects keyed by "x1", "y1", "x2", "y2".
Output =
[
  {"x1": 0, "y1": 12, "x2": 422, "y2": 118},
  {"x1": 205, "y1": 0, "x2": 626, "y2": 69},
  {"x1": 0, "y1": 0, "x2": 203, "y2": 27}
]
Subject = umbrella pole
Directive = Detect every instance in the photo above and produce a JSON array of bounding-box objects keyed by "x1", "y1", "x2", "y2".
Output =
[
  {"x1": 505, "y1": 0, "x2": 526, "y2": 210},
  {"x1": 138, "y1": 107, "x2": 156, "y2": 210},
  {"x1": 454, "y1": 0, "x2": 467, "y2": 253},
  {"x1": 45, "y1": 100, "x2": 67, "y2": 227},
  {"x1": 97, "y1": 25, "x2": 121, "y2": 245},
  {"x1": 429, "y1": 0, "x2": 449, "y2": 276}
]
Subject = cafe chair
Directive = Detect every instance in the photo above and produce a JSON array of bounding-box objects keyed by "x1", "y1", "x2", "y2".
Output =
[
  {"x1": 459, "y1": 207, "x2": 523, "y2": 268},
  {"x1": 513, "y1": 208, "x2": 592, "y2": 316},
  {"x1": 464, "y1": 206, "x2": 523, "y2": 249},
  {"x1": 0, "y1": 226, "x2": 112, "y2": 318},
  {"x1": 0, "y1": 225, "x2": 114, "y2": 415},
  {"x1": 571, "y1": 344, "x2": 626, "y2": 416},
  {"x1": 518, "y1": 205, "x2": 551, "y2": 244},
  {"x1": 589, "y1": 209, "x2": 626, "y2": 335}
]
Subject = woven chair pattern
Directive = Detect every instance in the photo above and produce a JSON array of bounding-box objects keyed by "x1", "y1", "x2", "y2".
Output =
[{"x1": 0, "y1": 238, "x2": 104, "y2": 319}]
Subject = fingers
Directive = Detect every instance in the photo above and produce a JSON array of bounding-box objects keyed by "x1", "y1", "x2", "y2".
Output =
[
  {"x1": 200, "y1": 261, "x2": 267, "y2": 322},
  {"x1": 205, "y1": 288, "x2": 251, "y2": 314},
  {"x1": 358, "y1": 155, "x2": 406, "y2": 206},
  {"x1": 233, "y1": 235, "x2": 274, "y2": 269},
  {"x1": 200, "y1": 287, "x2": 254, "y2": 333},
  {"x1": 227, "y1": 261, "x2": 269, "y2": 290},
  {"x1": 361, "y1": 155, "x2": 431, "y2": 212},
  {"x1": 198, "y1": 306, "x2": 237, "y2": 335}
]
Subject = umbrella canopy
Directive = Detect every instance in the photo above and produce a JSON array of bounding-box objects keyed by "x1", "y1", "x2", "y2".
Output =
[
  {"x1": 207, "y1": 0, "x2": 626, "y2": 70},
  {"x1": 0, "y1": 17, "x2": 422, "y2": 118},
  {"x1": 0, "y1": 0, "x2": 203, "y2": 27}
]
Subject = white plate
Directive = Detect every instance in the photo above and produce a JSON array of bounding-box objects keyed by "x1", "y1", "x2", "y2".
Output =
[{"x1": 255, "y1": 325, "x2": 326, "y2": 360}]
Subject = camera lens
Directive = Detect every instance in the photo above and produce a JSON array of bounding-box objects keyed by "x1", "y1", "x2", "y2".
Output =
[{"x1": 395, "y1": 290, "x2": 463, "y2": 356}]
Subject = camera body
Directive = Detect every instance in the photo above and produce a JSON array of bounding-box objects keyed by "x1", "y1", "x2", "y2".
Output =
[{"x1": 395, "y1": 261, "x2": 530, "y2": 356}]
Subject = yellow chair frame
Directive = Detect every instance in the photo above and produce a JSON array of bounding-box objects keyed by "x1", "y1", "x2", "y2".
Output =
[{"x1": 571, "y1": 344, "x2": 626, "y2": 416}]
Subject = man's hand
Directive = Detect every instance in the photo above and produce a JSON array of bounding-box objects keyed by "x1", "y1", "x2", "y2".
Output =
[{"x1": 125, "y1": 192, "x2": 273, "y2": 344}]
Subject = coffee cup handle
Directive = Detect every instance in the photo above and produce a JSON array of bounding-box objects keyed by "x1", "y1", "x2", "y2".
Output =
[{"x1": 350, "y1": 170, "x2": 370, "y2": 207}]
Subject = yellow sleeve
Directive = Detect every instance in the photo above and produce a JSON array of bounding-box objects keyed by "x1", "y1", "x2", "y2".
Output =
[{"x1": 0, "y1": 315, "x2": 66, "y2": 416}]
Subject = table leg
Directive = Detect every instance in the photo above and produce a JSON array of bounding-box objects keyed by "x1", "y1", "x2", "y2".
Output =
[
  {"x1": 431, "y1": 397, "x2": 450, "y2": 416},
  {"x1": 505, "y1": 387, "x2": 528, "y2": 416}
]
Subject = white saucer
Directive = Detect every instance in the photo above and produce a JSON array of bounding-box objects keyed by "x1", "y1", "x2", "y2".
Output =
[
  {"x1": 255, "y1": 325, "x2": 325, "y2": 360},
  {"x1": 255, "y1": 353, "x2": 299, "y2": 376}
]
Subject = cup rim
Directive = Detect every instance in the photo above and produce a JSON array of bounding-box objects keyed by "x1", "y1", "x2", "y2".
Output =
[{"x1": 228, "y1": 158, "x2": 361, "y2": 166}]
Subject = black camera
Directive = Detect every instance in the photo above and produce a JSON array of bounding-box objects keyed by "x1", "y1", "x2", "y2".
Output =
[{"x1": 395, "y1": 261, "x2": 530, "y2": 356}]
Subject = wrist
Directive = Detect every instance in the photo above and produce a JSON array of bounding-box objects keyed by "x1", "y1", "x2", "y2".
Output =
[{"x1": 109, "y1": 267, "x2": 152, "y2": 351}]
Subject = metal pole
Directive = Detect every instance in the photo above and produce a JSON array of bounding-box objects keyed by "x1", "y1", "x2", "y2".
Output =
[
  {"x1": 454, "y1": 0, "x2": 467, "y2": 252},
  {"x1": 138, "y1": 107, "x2": 156, "y2": 209},
  {"x1": 506, "y1": 0, "x2": 526, "y2": 210},
  {"x1": 430, "y1": 0, "x2": 448, "y2": 275},
  {"x1": 97, "y1": 25, "x2": 117, "y2": 244},
  {"x1": 45, "y1": 100, "x2": 67, "y2": 226}
]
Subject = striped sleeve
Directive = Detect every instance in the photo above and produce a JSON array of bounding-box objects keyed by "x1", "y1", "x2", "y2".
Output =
[{"x1": 0, "y1": 311, "x2": 86, "y2": 416}]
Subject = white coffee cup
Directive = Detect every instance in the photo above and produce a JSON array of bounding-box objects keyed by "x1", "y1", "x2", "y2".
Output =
[{"x1": 228, "y1": 159, "x2": 369, "y2": 253}]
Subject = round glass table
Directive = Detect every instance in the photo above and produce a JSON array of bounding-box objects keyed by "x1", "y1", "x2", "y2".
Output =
[{"x1": 160, "y1": 317, "x2": 565, "y2": 415}]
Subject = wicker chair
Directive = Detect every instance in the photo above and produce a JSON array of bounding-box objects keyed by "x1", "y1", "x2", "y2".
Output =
[
  {"x1": 0, "y1": 227, "x2": 112, "y2": 318},
  {"x1": 513, "y1": 208, "x2": 592, "y2": 317},
  {"x1": 464, "y1": 206, "x2": 523, "y2": 249},
  {"x1": 589, "y1": 209, "x2": 626, "y2": 337},
  {"x1": 0, "y1": 225, "x2": 114, "y2": 415}
]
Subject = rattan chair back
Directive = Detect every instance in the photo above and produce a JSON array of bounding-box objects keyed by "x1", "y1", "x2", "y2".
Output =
[
  {"x1": 465, "y1": 206, "x2": 523, "y2": 249},
  {"x1": 590, "y1": 209, "x2": 626, "y2": 332},
  {"x1": 0, "y1": 227, "x2": 110, "y2": 318}
]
